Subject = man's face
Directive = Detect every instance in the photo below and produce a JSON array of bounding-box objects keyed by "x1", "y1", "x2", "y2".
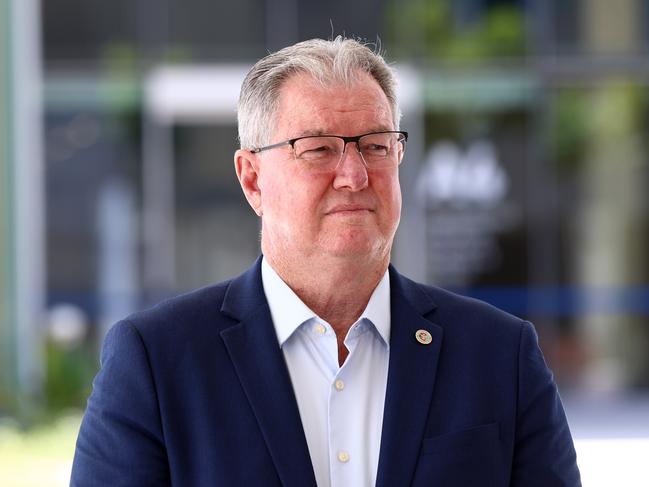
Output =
[{"x1": 241, "y1": 71, "x2": 402, "y2": 264}]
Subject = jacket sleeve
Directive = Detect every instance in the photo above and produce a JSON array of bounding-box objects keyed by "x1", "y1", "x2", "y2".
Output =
[
  {"x1": 510, "y1": 321, "x2": 581, "y2": 486},
  {"x1": 70, "y1": 320, "x2": 170, "y2": 486}
]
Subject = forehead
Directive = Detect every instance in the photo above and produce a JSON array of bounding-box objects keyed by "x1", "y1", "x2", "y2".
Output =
[{"x1": 274, "y1": 71, "x2": 394, "y2": 138}]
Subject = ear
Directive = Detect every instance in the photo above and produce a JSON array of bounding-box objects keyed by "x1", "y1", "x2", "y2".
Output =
[{"x1": 234, "y1": 149, "x2": 263, "y2": 216}]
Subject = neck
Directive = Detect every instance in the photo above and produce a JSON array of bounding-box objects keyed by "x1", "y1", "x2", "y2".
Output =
[{"x1": 263, "y1": 248, "x2": 389, "y2": 336}]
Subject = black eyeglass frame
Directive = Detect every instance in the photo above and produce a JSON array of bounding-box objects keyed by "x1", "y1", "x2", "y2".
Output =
[{"x1": 249, "y1": 130, "x2": 409, "y2": 155}]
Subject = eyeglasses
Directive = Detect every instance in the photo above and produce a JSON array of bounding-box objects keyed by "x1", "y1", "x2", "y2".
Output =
[{"x1": 250, "y1": 131, "x2": 408, "y2": 172}]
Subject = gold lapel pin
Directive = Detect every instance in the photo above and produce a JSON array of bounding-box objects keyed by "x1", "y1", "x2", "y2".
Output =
[{"x1": 415, "y1": 329, "x2": 433, "y2": 345}]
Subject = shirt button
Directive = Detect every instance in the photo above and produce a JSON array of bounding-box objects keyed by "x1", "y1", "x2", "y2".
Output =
[
  {"x1": 337, "y1": 450, "x2": 350, "y2": 463},
  {"x1": 334, "y1": 379, "x2": 345, "y2": 391},
  {"x1": 314, "y1": 323, "x2": 326, "y2": 334}
]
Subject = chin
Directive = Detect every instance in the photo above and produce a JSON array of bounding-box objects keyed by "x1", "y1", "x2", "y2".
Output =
[{"x1": 321, "y1": 232, "x2": 385, "y2": 259}]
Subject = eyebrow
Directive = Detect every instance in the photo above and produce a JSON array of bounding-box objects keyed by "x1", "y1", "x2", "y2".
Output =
[
  {"x1": 297, "y1": 129, "x2": 326, "y2": 137},
  {"x1": 292, "y1": 126, "x2": 394, "y2": 138}
]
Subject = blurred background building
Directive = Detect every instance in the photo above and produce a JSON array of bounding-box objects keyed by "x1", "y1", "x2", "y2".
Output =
[{"x1": 1, "y1": 0, "x2": 649, "y2": 484}]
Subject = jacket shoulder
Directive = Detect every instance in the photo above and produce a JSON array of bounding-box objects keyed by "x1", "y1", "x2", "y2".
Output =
[
  {"x1": 120, "y1": 279, "x2": 234, "y2": 339},
  {"x1": 398, "y1": 273, "x2": 527, "y2": 340}
]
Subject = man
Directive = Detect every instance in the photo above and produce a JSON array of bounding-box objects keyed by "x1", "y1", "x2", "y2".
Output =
[{"x1": 71, "y1": 37, "x2": 581, "y2": 486}]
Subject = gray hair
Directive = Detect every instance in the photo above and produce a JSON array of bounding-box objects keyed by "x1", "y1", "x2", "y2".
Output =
[{"x1": 237, "y1": 36, "x2": 401, "y2": 150}]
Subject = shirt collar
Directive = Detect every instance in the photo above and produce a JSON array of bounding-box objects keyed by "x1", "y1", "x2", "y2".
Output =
[
  {"x1": 262, "y1": 258, "x2": 316, "y2": 346},
  {"x1": 261, "y1": 257, "x2": 391, "y2": 348}
]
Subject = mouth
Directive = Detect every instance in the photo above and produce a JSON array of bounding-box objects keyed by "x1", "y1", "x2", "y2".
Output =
[{"x1": 326, "y1": 205, "x2": 374, "y2": 215}]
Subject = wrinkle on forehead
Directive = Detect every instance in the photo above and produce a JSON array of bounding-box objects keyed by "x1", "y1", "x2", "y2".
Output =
[{"x1": 276, "y1": 72, "x2": 394, "y2": 138}]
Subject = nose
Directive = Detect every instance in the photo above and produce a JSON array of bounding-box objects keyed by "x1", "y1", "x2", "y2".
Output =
[{"x1": 332, "y1": 142, "x2": 369, "y2": 191}]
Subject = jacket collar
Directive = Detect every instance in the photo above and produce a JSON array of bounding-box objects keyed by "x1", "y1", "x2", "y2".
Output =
[{"x1": 375, "y1": 266, "x2": 443, "y2": 487}]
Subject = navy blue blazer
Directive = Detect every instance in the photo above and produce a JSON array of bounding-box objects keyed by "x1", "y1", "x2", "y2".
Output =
[{"x1": 71, "y1": 258, "x2": 581, "y2": 486}]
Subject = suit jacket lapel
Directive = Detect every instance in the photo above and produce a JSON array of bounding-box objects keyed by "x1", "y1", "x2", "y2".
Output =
[
  {"x1": 376, "y1": 267, "x2": 444, "y2": 487},
  {"x1": 220, "y1": 258, "x2": 317, "y2": 487}
]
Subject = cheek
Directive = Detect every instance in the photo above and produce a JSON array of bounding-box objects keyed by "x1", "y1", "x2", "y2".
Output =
[
  {"x1": 388, "y1": 191, "x2": 402, "y2": 230},
  {"x1": 260, "y1": 172, "x2": 325, "y2": 222},
  {"x1": 259, "y1": 170, "x2": 291, "y2": 212},
  {"x1": 388, "y1": 175, "x2": 402, "y2": 205},
  {"x1": 375, "y1": 174, "x2": 402, "y2": 217},
  {"x1": 394, "y1": 182, "x2": 403, "y2": 214}
]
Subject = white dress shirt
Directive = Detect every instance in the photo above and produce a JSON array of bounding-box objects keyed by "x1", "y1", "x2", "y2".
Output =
[{"x1": 261, "y1": 258, "x2": 391, "y2": 487}]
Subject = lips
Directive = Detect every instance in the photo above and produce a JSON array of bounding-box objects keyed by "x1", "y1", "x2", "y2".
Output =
[{"x1": 326, "y1": 204, "x2": 374, "y2": 214}]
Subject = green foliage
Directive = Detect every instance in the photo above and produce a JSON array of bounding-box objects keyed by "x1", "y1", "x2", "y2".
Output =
[
  {"x1": 44, "y1": 341, "x2": 96, "y2": 412},
  {"x1": 554, "y1": 88, "x2": 588, "y2": 172},
  {"x1": 102, "y1": 42, "x2": 138, "y2": 74},
  {"x1": 386, "y1": 0, "x2": 526, "y2": 61},
  {"x1": 553, "y1": 84, "x2": 648, "y2": 173}
]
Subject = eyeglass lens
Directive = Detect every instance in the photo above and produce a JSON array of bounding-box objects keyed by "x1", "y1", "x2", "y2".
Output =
[{"x1": 293, "y1": 133, "x2": 404, "y2": 170}]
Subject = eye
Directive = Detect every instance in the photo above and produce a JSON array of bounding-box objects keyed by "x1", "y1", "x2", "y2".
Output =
[
  {"x1": 361, "y1": 143, "x2": 390, "y2": 157},
  {"x1": 297, "y1": 145, "x2": 335, "y2": 160},
  {"x1": 359, "y1": 133, "x2": 396, "y2": 157},
  {"x1": 294, "y1": 137, "x2": 340, "y2": 160},
  {"x1": 367, "y1": 143, "x2": 389, "y2": 152}
]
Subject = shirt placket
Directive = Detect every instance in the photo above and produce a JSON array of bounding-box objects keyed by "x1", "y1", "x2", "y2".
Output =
[{"x1": 328, "y1": 323, "x2": 364, "y2": 487}]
